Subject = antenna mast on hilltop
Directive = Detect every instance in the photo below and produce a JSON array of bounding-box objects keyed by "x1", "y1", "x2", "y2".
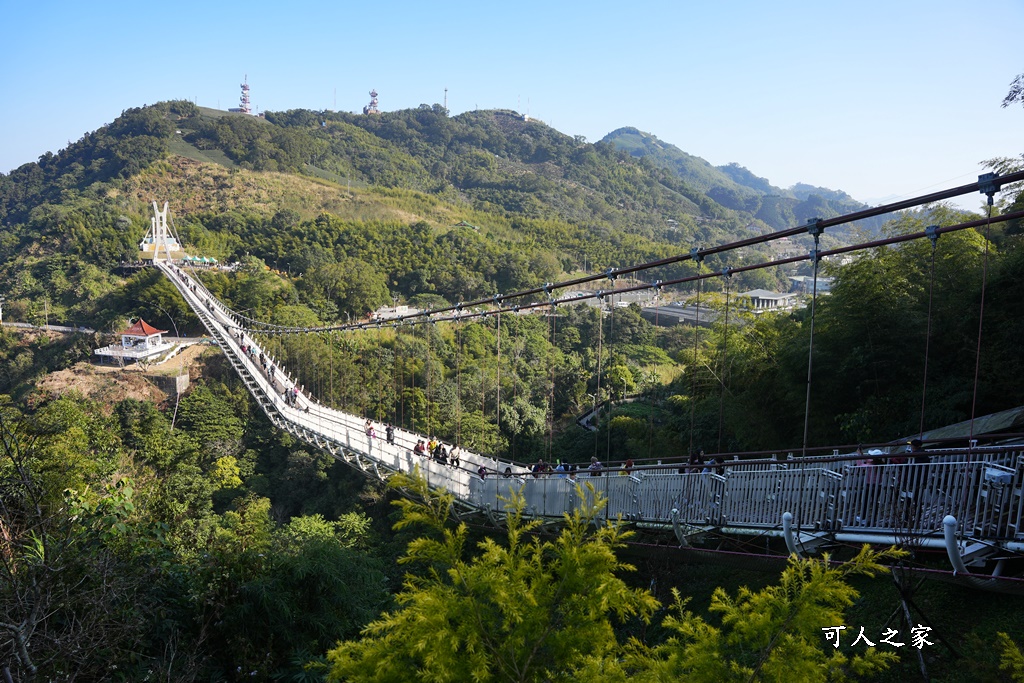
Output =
[
  {"x1": 239, "y1": 75, "x2": 251, "y2": 114},
  {"x1": 229, "y1": 76, "x2": 253, "y2": 115},
  {"x1": 363, "y1": 89, "x2": 380, "y2": 115},
  {"x1": 444, "y1": 87, "x2": 448, "y2": 113}
]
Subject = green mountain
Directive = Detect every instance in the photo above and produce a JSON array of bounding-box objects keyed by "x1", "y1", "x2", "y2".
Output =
[
  {"x1": 1, "y1": 99, "x2": 911, "y2": 333},
  {"x1": 601, "y1": 127, "x2": 764, "y2": 214},
  {"x1": 1, "y1": 101, "x2": 762, "y2": 245},
  {"x1": 1, "y1": 99, "x2": 1020, "y2": 683},
  {"x1": 0, "y1": 101, "x2": 779, "y2": 333},
  {"x1": 603, "y1": 127, "x2": 885, "y2": 234}
]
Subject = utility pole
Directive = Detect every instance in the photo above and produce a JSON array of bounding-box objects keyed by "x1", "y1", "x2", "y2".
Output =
[{"x1": 0, "y1": 296, "x2": 5, "y2": 327}]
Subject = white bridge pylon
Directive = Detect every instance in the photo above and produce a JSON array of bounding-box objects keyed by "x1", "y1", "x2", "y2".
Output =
[
  {"x1": 139, "y1": 201, "x2": 184, "y2": 262},
  {"x1": 157, "y1": 262, "x2": 1024, "y2": 573}
]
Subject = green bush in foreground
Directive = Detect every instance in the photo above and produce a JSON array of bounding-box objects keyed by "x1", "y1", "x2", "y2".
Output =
[{"x1": 326, "y1": 473, "x2": 900, "y2": 683}]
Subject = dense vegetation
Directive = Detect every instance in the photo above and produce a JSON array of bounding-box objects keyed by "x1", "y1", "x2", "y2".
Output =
[
  {"x1": 326, "y1": 476, "x2": 902, "y2": 682},
  {"x1": 0, "y1": 100, "x2": 798, "y2": 339},
  {"x1": 2, "y1": 82, "x2": 1024, "y2": 680},
  {"x1": 0, "y1": 349, "x2": 397, "y2": 679},
  {"x1": 187, "y1": 203, "x2": 1024, "y2": 464}
]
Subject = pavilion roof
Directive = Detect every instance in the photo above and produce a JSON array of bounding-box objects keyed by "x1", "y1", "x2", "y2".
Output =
[{"x1": 120, "y1": 319, "x2": 167, "y2": 337}]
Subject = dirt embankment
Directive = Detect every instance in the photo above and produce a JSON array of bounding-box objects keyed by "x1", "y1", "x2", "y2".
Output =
[
  {"x1": 37, "y1": 363, "x2": 171, "y2": 406},
  {"x1": 34, "y1": 344, "x2": 218, "y2": 408}
]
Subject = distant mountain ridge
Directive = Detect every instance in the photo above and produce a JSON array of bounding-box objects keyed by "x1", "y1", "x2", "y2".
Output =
[{"x1": 602, "y1": 127, "x2": 882, "y2": 233}]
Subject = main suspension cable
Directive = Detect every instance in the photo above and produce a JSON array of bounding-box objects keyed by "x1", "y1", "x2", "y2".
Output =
[
  {"x1": 215, "y1": 175, "x2": 1024, "y2": 336},
  {"x1": 225, "y1": 208, "x2": 1024, "y2": 337}
]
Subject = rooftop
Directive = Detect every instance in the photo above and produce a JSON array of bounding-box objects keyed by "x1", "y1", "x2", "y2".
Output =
[{"x1": 120, "y1": 319, "x2": 168, "y2": 337}]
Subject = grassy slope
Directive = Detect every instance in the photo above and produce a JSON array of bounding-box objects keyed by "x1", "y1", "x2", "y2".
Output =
[
  {"x1": 121, "y1": 156, "x2": 511, "y2": 236},
  {"x1": 119, "y1": 156, "x2": 687, "y2": 258},
  {"x1": 166, "y1": 135, "x2": 238, "y2": 168}
]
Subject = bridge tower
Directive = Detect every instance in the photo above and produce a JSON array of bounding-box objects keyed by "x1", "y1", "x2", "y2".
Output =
[{"x1": 138, "y1": 201, "x2": 184, "y2": 262}]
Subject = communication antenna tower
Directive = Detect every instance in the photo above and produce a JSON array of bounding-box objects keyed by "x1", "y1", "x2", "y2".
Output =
[
  {"x1": 240, "y1": 75, "x2": 251, "y2": 114},
  {"x1": 363, "y1": 89, "x2": 380, "y2": 115},
  {"x1": 229, "y1": 76, "x2": 252, "y2": 114}
]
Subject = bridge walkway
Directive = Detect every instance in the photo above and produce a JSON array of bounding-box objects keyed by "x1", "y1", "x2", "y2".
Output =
[{"x1": 158, "y1": 262, "x2": 1024, "y2": 558}]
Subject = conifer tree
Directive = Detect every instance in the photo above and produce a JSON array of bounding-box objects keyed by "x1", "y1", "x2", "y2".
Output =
[
  {"x1": 326, "y1": 473, "x2": 658, "y2": 682},
  {"x1": 618, "y1": 545, "x2": 902, "y2": 682}
]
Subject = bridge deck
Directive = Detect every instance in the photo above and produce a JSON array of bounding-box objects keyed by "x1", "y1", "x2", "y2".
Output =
[{"x1": 159, "y1": 263, "x2": 1024, "y2": 553}]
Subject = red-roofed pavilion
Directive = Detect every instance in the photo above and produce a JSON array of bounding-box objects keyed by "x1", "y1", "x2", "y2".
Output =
[
  {"x1": 119, "y1": 319, "x2": 168, "y2": 337},
  {"x1": 94, "y1": 318, "x2": 173, "y2": 363}
]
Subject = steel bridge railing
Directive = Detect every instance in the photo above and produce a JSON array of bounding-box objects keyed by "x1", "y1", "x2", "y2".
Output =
[{"x1": 159, "y1": 263, "x2": 1024, "y2": 551}]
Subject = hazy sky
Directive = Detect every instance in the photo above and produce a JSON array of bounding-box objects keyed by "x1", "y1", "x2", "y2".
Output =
[{"x1": 1, "y1": 0, "x2": 1020, "y2": 211}]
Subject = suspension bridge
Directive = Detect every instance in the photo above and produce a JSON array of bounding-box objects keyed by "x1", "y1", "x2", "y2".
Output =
[{"x1": 149, "y1": 171, "x2": 1024, "y2": 590}]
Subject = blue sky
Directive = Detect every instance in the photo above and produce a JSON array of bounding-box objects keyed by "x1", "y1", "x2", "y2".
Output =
[{"x1": 1, "y1": 0, "x2": 1020, "y2": 211}]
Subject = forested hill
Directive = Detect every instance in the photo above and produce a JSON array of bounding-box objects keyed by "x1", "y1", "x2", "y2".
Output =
[
  {"x1": 0, "y1": 99, "x2": 885, "y2": 253},
  {"x1": 0, "y1": 101, "x2": 743, "y2": 239},
  {"x1": 2, "y1": 96, "x2": 1023, "y2": 683},
  {"x1": 0, "y1": 98, "x2": 908, "y2": 334},
  {"x1": 0, "y1": 98, "x2": 807, "y2": 330},
  {"x1": 267, "y1": 106, "x2": 732, "y2": 231},
  {"x1": 602, "y1": 126, "x2": 886, "y2": 233}
]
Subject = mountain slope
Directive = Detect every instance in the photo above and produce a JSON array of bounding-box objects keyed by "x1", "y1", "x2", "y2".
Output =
[
  {"x1": 602, "y1": 127, "x2": 886, "y2": 234},
  {"x1": 601, "y1": 127, "x2": 763, "y2": 214},
  {"x1": 3, "y1": 101, "x2": 780, "y2": 332}
]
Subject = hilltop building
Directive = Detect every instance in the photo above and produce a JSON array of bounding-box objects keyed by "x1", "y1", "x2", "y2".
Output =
[
  {"x1": 739, "y1": 289, "x2": 800, "y2": 313},
  {"x1": 373, "y1": 304, "x2": 421, "y2": 321},
  {"x1": 789, "y1": 275, "x2": 834, "y2": 295},
  {"x1": 641, "y1": 304, "x2": 719, "y2": 328}
]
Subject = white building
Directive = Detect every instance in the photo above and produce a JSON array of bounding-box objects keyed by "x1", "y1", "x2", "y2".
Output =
[
  {"x1": 739, "y1": 289, "x2": 800, "y2": 313},
  {"x1": 789, "y1": 275, "x2": 834, "y2": 294},
  {"x1": 373, "y1": 304, "x2": 422, "y2": 321},
  {"x1": 94, "y1": 319, "x2": 173, "y2": 363}
]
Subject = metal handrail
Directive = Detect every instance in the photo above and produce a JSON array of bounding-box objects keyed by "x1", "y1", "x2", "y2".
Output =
[{"x1": 161, "y1": 263, "x2": 1024, "y2": 550}]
